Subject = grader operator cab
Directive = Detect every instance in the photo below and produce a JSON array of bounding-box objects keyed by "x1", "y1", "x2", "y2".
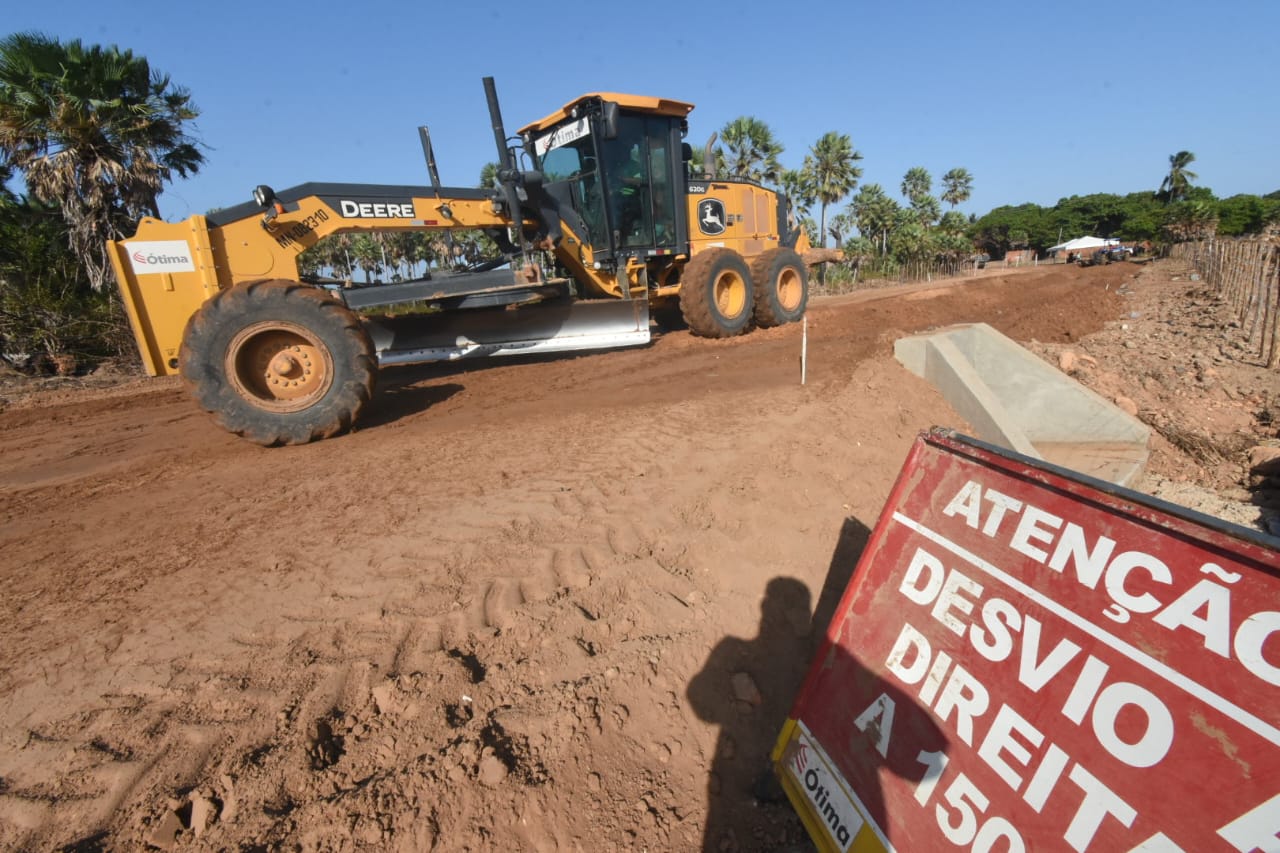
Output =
[{"x1": 108, "y1": 78, "x2": 817, "y2": 445}]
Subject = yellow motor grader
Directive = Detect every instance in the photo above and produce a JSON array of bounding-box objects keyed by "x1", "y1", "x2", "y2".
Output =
[{"x1": 107, "y1": 78, "x2": 818, "y2": 445}]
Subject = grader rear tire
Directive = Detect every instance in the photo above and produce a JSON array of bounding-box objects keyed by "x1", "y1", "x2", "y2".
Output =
[
  {"x1": 179, "y1": 280, "x2": 376, "y2": 446},
  {"x1": 679, "y1": 248, "x2": 754, "y2": 338},
  {"x1": 750, "y1": 248, "x2": 808, "y2": 327}
]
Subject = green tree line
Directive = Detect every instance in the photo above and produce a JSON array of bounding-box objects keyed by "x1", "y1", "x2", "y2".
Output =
[
  {"x1": 969, "y1": 185, "x2": 1280, "y2": 259},
  {"x1": 700, "y1": 122, "x2": 1280, "y2": 281}
]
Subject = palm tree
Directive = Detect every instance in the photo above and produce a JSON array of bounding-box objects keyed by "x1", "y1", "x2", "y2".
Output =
[
  {"x1": 912, "y1": 194, "x2": 941, "y2": 228},
  {"x1": 901, "y1": 167, "x2": 932, "y2": 205},
  {"x1": 717, "y1": 116, "x2": 784, "y2": 185},
  {"x1": 687, "y1": 144, "x2": 706, "y2": 179},
  {"x1": 1159, "y1": 151, "x2": 1198, "y2": 203},
  {"x1": 828, "y1": 210, "x2": 855, "y2": 249},
  {"x1": 349, "y1": 234, "x2": 382, "y2": 283},
  {"x1": 841, "y1": 235, "x2": 876, "y2": 284},
  {"x1": 850, "y1": 184, "x2": 898, "y2": 255},
  {"x1": 778, "y1": 168, "x2": 816, "y2": 227},
  {"x1": 0, "y1": 32, "x2": 203, "y2": 291},
  {"x1": 0, "y1": 161, "x2": 15, "y2": 205},
  {"x1": 331, "y1": 234, "x2": 356, "y2": 280},
  {"x1": 804, "y1": 131, "x2": 863, "y2": 251},
  {"x1": 941, "y1": 168, "x2": 973, "y2": 209},
  {"x1": 396, "y1": 232, "x2": 432, "y2": 279},
  {"x1": 935, "y1": 211, "x2": 972, "y2": 265},
  {"x1": 890, "y1": 219, "x2": 931, "y2": 265},
  {"x1": 798, "y1": 214, "x2": 819, "y2": 240},
  {"x1": 937, "y1": 210, "x2": 968, "y2": 236}
]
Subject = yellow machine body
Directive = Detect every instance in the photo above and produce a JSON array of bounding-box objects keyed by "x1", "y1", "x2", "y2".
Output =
[{"x1": 110, "y1": 193, "x2": 534, "y2": 375}]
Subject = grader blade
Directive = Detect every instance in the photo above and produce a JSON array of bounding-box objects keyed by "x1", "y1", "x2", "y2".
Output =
[{"x1": 367, "y1": 297, "x2": 651, "y2": 366}]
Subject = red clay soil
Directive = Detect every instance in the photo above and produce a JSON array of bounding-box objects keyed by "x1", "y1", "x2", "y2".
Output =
[{"x1": 0, "y1": 261, "x2": 1271, "y2": 851}]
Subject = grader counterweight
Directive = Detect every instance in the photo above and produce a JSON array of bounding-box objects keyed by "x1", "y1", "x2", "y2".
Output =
[{"x1": 107, "y1": 78, "x2": 818, "y2": 445}]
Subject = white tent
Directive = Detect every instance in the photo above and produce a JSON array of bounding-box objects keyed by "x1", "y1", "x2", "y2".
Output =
[{"x1": 1047, "y1": 236, "x2": 1119, "y2": 252}]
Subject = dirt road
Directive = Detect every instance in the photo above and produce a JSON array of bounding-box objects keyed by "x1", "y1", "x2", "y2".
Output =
[{"x1": 0, "y1": 262, "x2": 1264, "y2": 850}]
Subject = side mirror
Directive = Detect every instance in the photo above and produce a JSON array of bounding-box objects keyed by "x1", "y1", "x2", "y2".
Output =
[
  {"x1": 681, "y1": 142, "x2": 693, "y2": 163},
  {"x1": 601, "y1": 101, "x2": 619, "y2": 140}
]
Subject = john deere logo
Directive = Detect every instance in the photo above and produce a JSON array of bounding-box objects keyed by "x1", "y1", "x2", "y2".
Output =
[{"x1": 698, "y1": 199, "x2": 727, "y2": 235}]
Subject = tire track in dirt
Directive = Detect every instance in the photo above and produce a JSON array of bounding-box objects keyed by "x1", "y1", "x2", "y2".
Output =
[
  {"x1": 1, "y1": 267, "x2": 1133, "y2": 849},
  {"x1": 2, "y1": 361, "x2": 891, "y2": 849},
  {"x1": 182, "y1": 414, "x2": 718, "y2": 847},
  {"x1": 2, "y1": 373, "x2": 777, "y2": 848}
]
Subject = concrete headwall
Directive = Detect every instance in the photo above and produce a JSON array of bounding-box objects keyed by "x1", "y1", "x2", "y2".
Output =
[{"x1": 895, "y1": 323, "x2": 1150, "y2": 486}]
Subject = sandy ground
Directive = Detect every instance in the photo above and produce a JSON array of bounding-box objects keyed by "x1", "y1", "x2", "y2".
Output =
[{"x1": 0, "y1": 260, "x2": 1275, "y2": 851}]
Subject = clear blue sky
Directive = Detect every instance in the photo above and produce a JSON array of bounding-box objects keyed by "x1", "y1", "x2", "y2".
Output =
[{"x1": 8, "y1": 0, "x2": 1279, "y2": 222}]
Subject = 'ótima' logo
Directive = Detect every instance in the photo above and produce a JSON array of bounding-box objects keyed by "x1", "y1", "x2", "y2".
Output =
[
  {"x1": 792, "y1": 741, "x2": 809, "y2": 774},
  {"x1": 125, "y1": 240, "x2": 196, "y2": 274},
  {"x1": 133, "y1": 249, "x2": 190, "y2": 265},
  {"x1": 698, "y1": 199, "x2": 726, "y2": 236}
]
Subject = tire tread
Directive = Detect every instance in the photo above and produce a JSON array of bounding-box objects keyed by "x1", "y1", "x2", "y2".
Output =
[{"x1": 179, "y1": 280, "x2": 376, "y2": 446}]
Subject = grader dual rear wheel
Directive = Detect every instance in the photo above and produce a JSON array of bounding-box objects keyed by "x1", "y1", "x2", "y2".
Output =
[
  {"x1": 750, "y1": 247, "x2": 808, "y2": 327},
  {"x1": 679, "y1": 248, "x2": 754, "y2": 338},
  {"x1": 179, "y1": 280, "x2": 376, "y2": 445}
]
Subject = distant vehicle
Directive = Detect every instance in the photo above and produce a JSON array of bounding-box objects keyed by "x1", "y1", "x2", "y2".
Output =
[{"x1": 1077, "y1": 247, "x2": 1130, "y2": 267}]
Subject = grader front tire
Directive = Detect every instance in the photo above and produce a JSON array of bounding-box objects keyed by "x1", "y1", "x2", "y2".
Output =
[
  {"x1": 679, "y1": 248, "x2": 754, "y2": 338},
  {"x1": 179, "y1": 280, "x2": 376, "y2": 446}
]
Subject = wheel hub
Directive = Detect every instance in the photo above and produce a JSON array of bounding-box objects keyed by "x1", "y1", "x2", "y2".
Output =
[
  {"x1": 714, "y1": 271, "x2": 747, "y2": 317},
  {"x1": 777, "y1": 268, "x2": 802, "y2": 311},
  {"x1": 269, "y1": 351, "x2": 305, "y2": 379},
  {"x1": 226, "y1": 322, "x2": 334, "y2": 413},
  {"x1": 260, "y1": 345, "x2": 317, "y2": 391}
]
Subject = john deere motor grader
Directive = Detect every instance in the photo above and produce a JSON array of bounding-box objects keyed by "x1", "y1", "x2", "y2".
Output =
[{"x1": 108, "y1": 78, "x2": 817, "y2": 445}]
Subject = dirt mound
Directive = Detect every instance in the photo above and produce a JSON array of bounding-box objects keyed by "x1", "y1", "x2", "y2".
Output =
[
  {"x1": 0, "y1": 261, "x2": 1272, "y2": 850},
  {"x1": 1023, "y1": 260, "x2": 1278, "y2": 532}
]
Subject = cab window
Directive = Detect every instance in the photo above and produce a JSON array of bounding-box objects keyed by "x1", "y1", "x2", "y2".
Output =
[
  {"x1": 603, "y1": 115, "x2": 677, "y2": 251},
  {"x1": 538, "y1": 135, "x2": 606, "y2": 246}
]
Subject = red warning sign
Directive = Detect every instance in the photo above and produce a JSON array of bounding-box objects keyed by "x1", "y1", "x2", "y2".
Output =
[{"x1": 774, "y1": 430, "x2": 1280, "y2": 852}]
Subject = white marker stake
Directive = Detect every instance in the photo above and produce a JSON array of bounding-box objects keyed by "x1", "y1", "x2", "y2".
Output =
[{"x1": 801, "y1": 316, "x2": 808, "y2": 385}]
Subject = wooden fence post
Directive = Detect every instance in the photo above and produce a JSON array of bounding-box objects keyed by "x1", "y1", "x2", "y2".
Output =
[{"x1": 1266, "y1": 245, "x2": 1280, "y2": 369}]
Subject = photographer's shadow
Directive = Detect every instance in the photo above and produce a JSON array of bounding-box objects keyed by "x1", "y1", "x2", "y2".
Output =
[
  {"x1": 687, "y1": 576, "x2": 814, "y2": 851},
  {"x1": 687, "y1": 518, "x2": 945, "y2": 851}
]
